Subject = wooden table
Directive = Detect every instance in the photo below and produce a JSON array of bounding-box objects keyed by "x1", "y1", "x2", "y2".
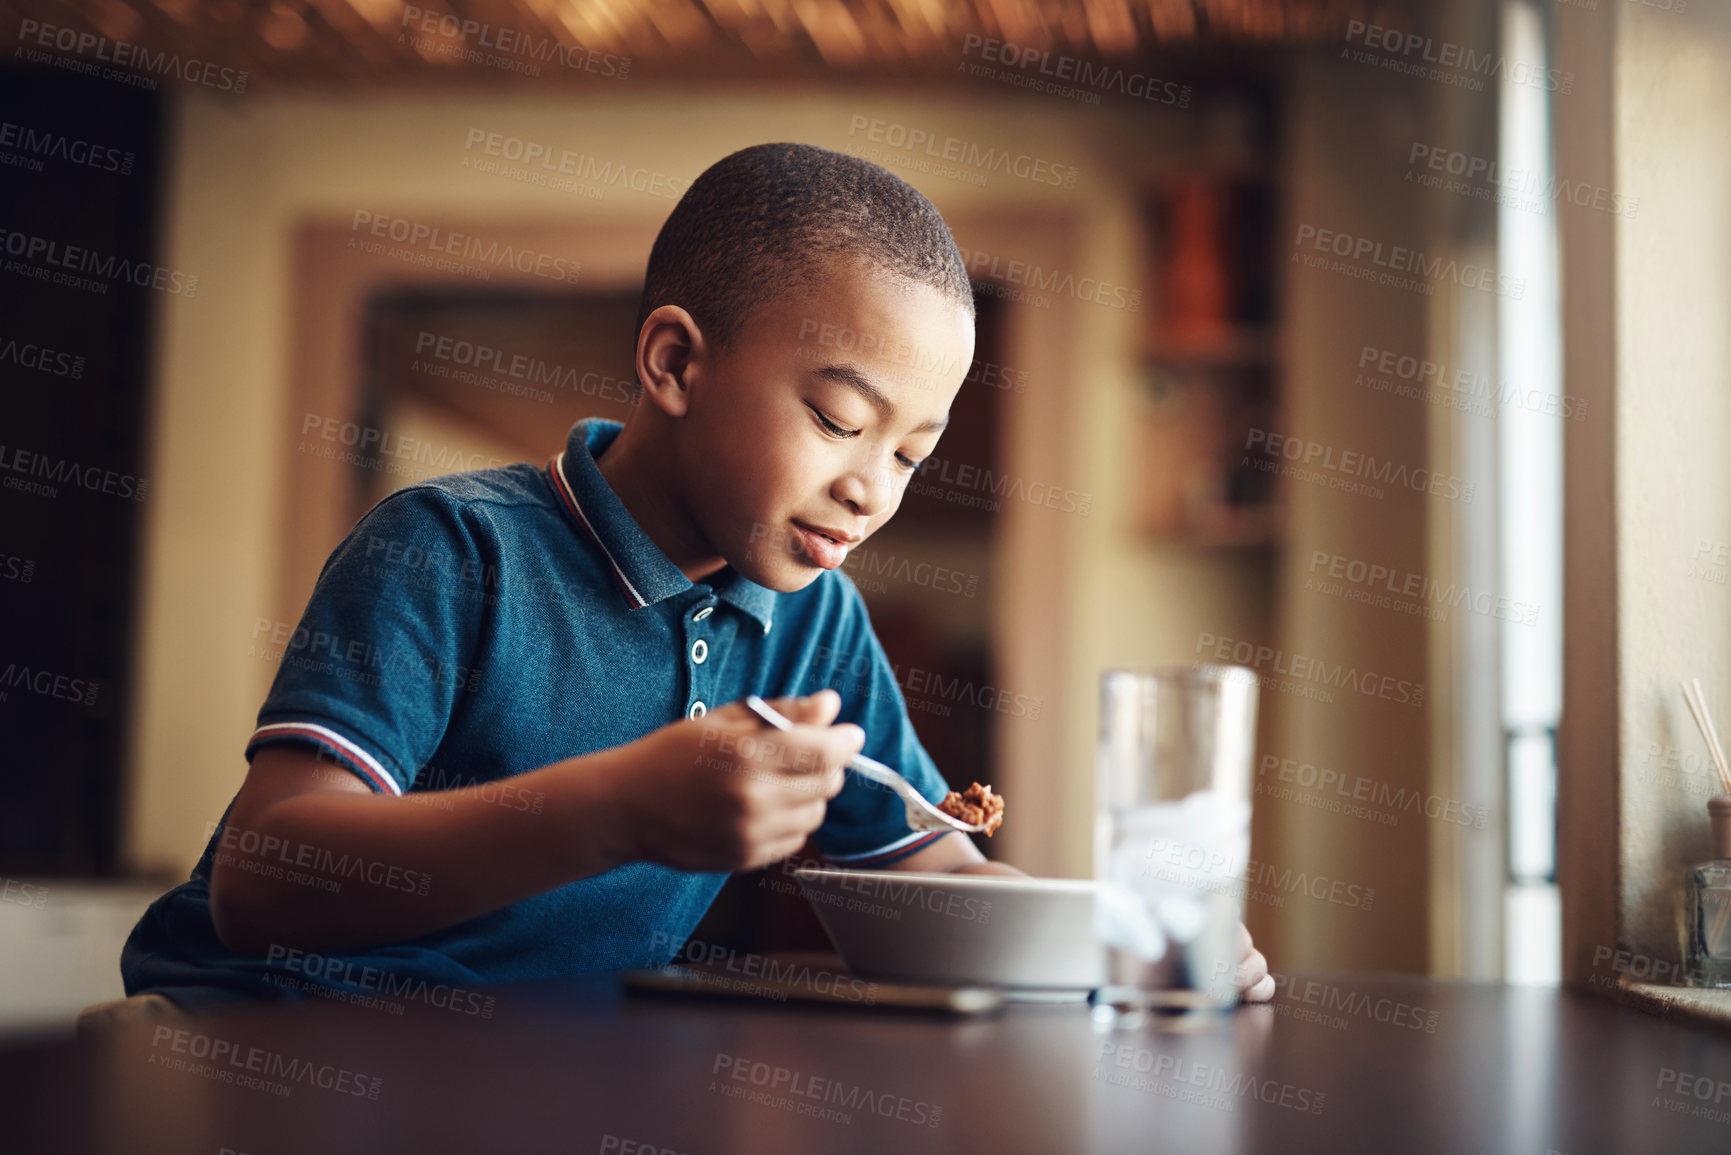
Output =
[{"x1": 5, "y1": 972, "x2": 1731, "y2": 1154}]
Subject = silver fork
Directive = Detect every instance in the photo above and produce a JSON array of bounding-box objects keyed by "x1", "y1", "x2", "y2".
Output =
[{"x1": 742, "y1": 695, "x2": 985, "y2": 835}]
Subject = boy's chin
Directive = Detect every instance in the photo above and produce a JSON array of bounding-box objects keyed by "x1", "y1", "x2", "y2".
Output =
[{"x1": 732, "y1": 553, "x2": 829, "y2": 593}]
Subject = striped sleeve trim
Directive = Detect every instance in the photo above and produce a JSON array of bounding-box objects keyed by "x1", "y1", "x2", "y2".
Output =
[
  {"x1": 245, "y1": 721, "x2": 404, "y2": 797},
  {"x1": 823, "y1": 829, "x2": 948, "y2": 867}
]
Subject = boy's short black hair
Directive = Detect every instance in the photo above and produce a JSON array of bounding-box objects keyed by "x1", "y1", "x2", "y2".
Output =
[{"x1": 635, "y1": 142, "x2": 976, "y2": 355}]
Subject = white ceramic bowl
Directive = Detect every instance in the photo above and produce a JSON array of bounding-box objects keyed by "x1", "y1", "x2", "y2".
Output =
[{"x1": 793, "y1": 867, "x2": 1104, "y2": 990}]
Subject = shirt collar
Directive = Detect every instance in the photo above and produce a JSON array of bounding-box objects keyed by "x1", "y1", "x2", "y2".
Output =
[{"x1": 545, "y1": 418, "x2": 777, "y2": 634}]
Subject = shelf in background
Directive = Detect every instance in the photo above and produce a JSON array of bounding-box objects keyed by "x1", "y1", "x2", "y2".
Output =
[
  {"x1": 1131, "y1": 138, "x2": 1283, "y2": 547},
  {"x1": 1142, "y1": 326, "x2": 1280, "y2": 368}
]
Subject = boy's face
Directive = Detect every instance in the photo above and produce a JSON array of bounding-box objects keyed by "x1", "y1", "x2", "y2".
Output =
[{"x1": 678, "y1": 260, "x2": 974, "y2": 593}]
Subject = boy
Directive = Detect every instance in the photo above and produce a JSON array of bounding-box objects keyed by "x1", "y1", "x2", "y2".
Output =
[{"x1": 121, "y1": 142, "x2": 1271, "y2": 1005}]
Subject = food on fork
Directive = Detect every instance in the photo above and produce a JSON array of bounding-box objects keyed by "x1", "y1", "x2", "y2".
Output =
[{"x1": 938, "y1": 782, "x2": 1004, "y2": 836}]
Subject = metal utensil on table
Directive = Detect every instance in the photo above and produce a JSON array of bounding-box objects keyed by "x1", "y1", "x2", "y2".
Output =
[{"x1": 742, "y1": 695, "x2": 985, "y2": 835}]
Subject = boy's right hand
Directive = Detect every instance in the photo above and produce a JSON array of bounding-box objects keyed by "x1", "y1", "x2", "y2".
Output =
[{"x1": 609, "y1": 689, "x2": 863, "y2": 873}]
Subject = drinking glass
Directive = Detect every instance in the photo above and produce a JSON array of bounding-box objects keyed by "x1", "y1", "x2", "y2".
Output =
[{"x1": 1091, "y1": 665, "x2": 1259, "y2": 1022}]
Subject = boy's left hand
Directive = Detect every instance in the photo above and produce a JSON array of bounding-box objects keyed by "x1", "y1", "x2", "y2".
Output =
[{"x1": 1234, "y1": 922, "x2": 1274, "y2": 1002}]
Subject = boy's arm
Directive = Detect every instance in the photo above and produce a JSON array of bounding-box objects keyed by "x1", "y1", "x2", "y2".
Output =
[
  {"x1": 210, "y1": 692, "x2": 862, "y2": 956},
  {"x1": 209, "y1": 743, "x2": 633, "y2": 956},
  {"x1": 882, "y1": 831, "x2": 1026, "y2": 876}
]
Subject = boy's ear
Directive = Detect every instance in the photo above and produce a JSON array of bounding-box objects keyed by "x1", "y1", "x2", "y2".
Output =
[{"x1": 635, "y1": 305, "x2": 705, "y2": 418}]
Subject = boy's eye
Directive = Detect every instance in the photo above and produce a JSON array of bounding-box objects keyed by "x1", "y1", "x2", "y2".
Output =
[
  {"x1": 806, "y1": 404, "x2": 859, "y2": 439},
  {"x1": 807, "y1": 402, "x2": 922, "y2": 472}
]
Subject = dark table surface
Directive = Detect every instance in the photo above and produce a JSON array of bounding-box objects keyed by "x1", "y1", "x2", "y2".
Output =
[{"x1": 5, "y1": 971, "x2": 1731, "y2": 1154}]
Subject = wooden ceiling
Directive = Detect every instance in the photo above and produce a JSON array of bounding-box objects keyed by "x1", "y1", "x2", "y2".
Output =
[{"x1": 5, "y1": 0, "x2": 1413, "y2": 89}]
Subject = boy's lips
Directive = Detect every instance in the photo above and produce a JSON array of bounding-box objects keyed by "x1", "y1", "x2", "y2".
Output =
[{"x1": 790, "y1": 520, "x2": 857, "y2": 570}]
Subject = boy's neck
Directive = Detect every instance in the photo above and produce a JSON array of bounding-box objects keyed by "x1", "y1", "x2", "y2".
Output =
[{"x1": 594, "y1": 421, "x2": 729, "y2": 585}]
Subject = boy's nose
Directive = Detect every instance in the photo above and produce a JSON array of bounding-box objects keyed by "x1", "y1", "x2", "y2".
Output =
[{"x1": 830, "y1": 466, "x2": 893, "y2": 519}]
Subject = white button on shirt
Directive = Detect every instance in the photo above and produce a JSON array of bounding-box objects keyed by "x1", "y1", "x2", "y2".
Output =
[
  {"x1": 688, "y1": 701, "x2": 707, "y2": 719},
  {"x1": 691, "y1": 639, "x2": 708, "y2": 665},
  {"x1": 693, "y1": 606, "x2": 713, "y2": 621}
]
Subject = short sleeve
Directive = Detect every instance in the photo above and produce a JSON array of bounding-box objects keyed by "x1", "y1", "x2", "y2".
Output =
[
  {"x1": 806, "y1": 576, "x2": 955, "y2": 866},
  {"x1": 244, "y1": 486, "x2": 491, "y2": 795}
]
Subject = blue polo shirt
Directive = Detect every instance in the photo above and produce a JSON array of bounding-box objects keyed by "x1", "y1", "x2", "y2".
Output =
[{"x1": 121, "y1": 417, "x2": 955, "y2": 1005}]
